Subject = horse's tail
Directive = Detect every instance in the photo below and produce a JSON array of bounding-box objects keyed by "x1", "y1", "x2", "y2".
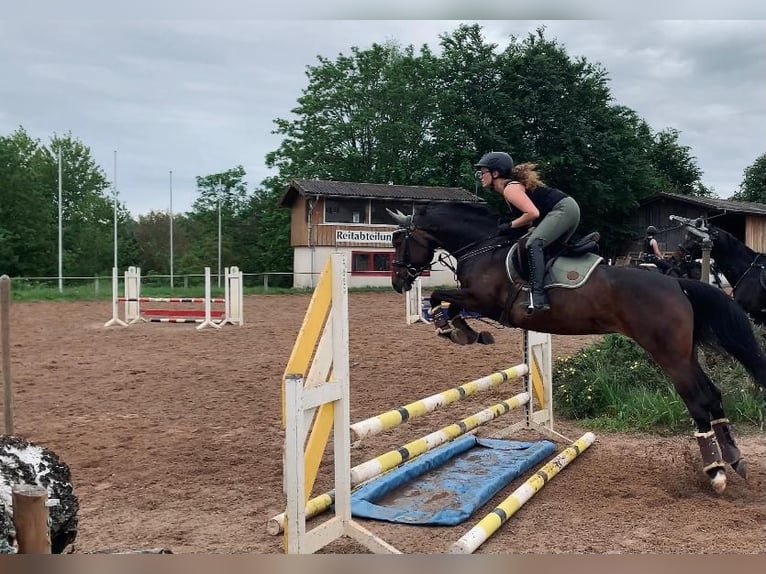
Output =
[{"x1": 679, "y1": 278, "x2": 766, "y2": 390}]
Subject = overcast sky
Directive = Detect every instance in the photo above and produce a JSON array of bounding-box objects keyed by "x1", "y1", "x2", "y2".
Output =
[{"x1": 1, "y1": 19, "x2": 764, "y2": 216}]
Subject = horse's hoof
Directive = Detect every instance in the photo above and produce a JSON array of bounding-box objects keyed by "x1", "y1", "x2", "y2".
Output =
[
  {"x1": 732, "y1": 459, "x2": 748, "y2": 479},
  {"x1": 477, "y1": 331, "x2": 495, "y2": 345},
  {"x1": 449, "y1": 329, "x2": 473, "y2": 345},
  {"x1": 710, "y1": 470, "x2": 727, "y2": 494}
]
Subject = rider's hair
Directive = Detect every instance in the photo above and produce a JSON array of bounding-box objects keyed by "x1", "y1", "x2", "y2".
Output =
[{"x1": 511, "y1": 162, "x2": 543, "y2": 190}]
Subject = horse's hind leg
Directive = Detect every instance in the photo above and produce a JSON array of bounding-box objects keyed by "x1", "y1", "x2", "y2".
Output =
[
  {"x1": 696, "y1": 367, "x2": 747, "y2": 479},
  {"x1": 650, "y1": 355, "x2": 728, "y2": 493}
]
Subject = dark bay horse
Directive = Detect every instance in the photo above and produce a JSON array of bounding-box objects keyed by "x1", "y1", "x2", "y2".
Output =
[
  {"x1": 389, "y1": 202, "x2": 766, "y2": 494},
  {"x1": 676, "y1": 216, "x2": 766, "y2": 325}
]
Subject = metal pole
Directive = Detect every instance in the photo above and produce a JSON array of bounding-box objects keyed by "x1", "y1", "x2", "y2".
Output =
[
  {"x1": 113, "y1": 150, "x2": 118, "y2": 270},
  {"x1": 1, "y1": 274, "x2": 13, "y2": 435},
  {"x1": 218, "y1": 186, "x2": 222, "y2": 288},
  {"x1": 169, "y1": 170, "x2": 174, "y2": 290},
  {"x1": 58, "y1": 148, "x2": 63, "y2": 293}
]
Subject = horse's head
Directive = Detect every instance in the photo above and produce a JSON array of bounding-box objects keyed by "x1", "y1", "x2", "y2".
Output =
[
  {"x1": 388, "y1": 209, "x2": 436, "y2": 293},
  {"x1": 388, "y1": 202, "x2": 499, "y2": 293}
]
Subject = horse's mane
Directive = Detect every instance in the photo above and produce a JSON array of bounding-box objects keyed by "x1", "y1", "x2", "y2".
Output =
[{"x1": 711, "y1": 224, "x2": 758, "y2": 257}]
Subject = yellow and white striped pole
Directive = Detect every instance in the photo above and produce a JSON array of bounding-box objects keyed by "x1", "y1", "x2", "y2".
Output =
[
  {"x1": 449, "y1": 431, "x2": 596, "y2": 554},
  {"x1": 267, "y1": 392, "x2": 530, "y2": 536},
  {"x1": 351, "y1": 392, "x2": 530, "y2": 485},
  {"x1": 350, "y1": 364, "x2": 528, "y2": 441}
]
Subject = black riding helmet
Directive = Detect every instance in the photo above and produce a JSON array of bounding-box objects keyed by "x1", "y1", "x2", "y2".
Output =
[
  {"x1": 474, "y1": 152, "x2": 514, "y2": 178},
  {"x1": 646, "y1": 226, "x2": 658, "y2": 236}
]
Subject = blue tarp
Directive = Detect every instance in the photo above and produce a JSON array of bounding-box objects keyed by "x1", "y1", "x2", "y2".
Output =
[{"x1": 350, "y1": 435, "x2": 556, "y2": 525}]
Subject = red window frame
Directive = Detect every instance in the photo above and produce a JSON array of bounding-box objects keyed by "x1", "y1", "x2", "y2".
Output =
[{"x1": 350, "y1": 251, "x2": 430, "y2": 276}]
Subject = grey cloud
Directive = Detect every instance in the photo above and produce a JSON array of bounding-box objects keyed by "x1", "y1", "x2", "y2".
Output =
[{"x1": 1, "y1": 20, "x2": 764, "y2": 213}]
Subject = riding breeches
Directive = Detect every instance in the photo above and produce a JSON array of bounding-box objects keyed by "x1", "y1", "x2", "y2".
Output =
[{"x1": 527, "y1": 196, "x2": 581, "y2": 248}]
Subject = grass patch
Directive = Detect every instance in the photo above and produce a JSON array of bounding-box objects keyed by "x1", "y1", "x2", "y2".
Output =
[{"x1": 553, "y1": 333, "x2": 765, "y2": 433}]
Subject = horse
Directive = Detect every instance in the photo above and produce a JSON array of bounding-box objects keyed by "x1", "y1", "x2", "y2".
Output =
[
  {"x1": 388, "y1": 201, "x2": 766, "y2": 494},
  {"x1": 676, "y1": 216, "x2": 766, "y2": 325}
]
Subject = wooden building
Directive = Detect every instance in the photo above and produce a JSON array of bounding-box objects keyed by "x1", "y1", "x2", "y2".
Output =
[
  {"x1": 280, "y1": 179, "x2": 484, "y2": 288},
  {"x1": 630, "y1": 192, "x2": 766, "y2": 255}
]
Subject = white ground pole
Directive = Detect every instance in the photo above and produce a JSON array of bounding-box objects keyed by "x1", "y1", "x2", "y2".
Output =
[
  {"x1": 404, "y1": 276, "x2": 425, "y2": 324},
  {"x1": 284, "y1": 253, "x2": 401, "y2": 554}
]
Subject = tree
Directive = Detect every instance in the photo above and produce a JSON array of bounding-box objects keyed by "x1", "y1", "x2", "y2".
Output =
[
  {"x1": 267, "y1": 40, "x2": 440, "y2": 185},
  {"x1": 185, "y1": 166, "x2": 250, "y2": 275},
  {"x1": 732, "y1": 153, "x2": 766, "y2": 203},
  {"x1": 648, "y1": 128, "x2": 710, "y2": 197},
  {"x1": 0, "y1": 127, "x2": 55, "y2": 276}
]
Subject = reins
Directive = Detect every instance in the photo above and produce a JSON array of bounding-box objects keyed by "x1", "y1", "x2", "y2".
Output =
[{"x1": 731, "y1": 253, "x2": 766, "y2": 293}]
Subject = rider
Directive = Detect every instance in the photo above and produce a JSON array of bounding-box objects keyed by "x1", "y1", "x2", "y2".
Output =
[
  {"x1": 474, "y1": 151, "x2": 580, "y2": 311},
  {"x1": 643, "y1": 226, "x2": 672, "y2": 274}
]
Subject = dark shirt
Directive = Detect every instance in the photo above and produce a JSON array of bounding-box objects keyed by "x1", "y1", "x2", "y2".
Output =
[{"x1": 505, "y1": 184, "x2": 568, "y2": 221}]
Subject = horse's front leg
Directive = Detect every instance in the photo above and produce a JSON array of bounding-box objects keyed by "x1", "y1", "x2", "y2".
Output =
[{"x1": 429, "y1": 289, "x2": 494, "y2": 346}]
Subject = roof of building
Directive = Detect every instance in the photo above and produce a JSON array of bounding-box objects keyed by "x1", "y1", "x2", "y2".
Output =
[
  {"x1": 280, "y1": 179, "x2": 484, "y2": 207},
  {"x1": 640, "y1": 192, "x2": 766, "y2": 216}
]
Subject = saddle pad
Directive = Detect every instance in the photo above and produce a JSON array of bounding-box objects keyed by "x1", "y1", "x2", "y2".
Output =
[{"x1": 505, "y1": 245, "x2": 604, "y2": 289}]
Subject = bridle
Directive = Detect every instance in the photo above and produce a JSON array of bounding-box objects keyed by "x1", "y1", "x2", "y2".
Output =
[
  {"x1": 392, "y1": 225, "x2": 514, "y2": 280},
  {"x1": 391, "y1": 227, "x2": 434, "y2": 279}
]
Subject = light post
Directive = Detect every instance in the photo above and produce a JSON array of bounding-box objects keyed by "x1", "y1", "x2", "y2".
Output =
[
  {"x1": 217, "y1": 184, "x2": 222, "y2": 288},
  {"x1": 57, "y1": 147, "x2": 63, "y2": 293},
  {"x1": 169, "y1": 170, "x2": 174, "y2": 290}
]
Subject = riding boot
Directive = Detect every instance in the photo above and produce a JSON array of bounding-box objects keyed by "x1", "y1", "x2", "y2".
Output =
[{"x1": 526, "y1": 239, "x2": 550, "y2": 311}]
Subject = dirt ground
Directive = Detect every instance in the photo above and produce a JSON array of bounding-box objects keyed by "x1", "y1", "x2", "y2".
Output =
[{"x1": 1, "y1": 291, "x2": 764, "y2": 554}]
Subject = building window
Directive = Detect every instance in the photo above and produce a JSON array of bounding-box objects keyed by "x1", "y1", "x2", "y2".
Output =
[
  {"x1": 370, "y1": 200, "x2": 413, "y2": 224},
  {"x1": 351, "y1": 251, "x2": 430, "y2": 276},
  {"x1": 325, "y1": 198, "x2": 369, "y2": 224}
]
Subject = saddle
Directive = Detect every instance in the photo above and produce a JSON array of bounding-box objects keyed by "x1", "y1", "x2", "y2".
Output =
[{"x1": 509, "y1": 232, "x2": 602, "y2": 283}]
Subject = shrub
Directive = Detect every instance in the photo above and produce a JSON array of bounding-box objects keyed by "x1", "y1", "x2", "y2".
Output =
[{"x1": 552, "y1": 333, "x2": 765, "y2": 432}]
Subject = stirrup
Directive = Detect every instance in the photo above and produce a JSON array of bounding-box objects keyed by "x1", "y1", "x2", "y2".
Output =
[{"x1": 528, "y1": 290, "x2": 550, "y2": 311}]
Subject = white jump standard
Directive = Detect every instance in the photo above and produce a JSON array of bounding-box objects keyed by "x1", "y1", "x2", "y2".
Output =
[
  {"x1": 277, "y1": 252, "x2": 594, "y2": 553},
  {"x1": 104, "y1": 265, "x2": 244, "y2": 329}
]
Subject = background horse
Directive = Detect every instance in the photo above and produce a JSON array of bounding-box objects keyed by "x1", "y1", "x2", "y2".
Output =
[
  {"x1": 677, "y1": 217, "x2": 766, "y2": 325},
  {"x1": 389, "y1": 202, "x2": 766, "y2": 494}
]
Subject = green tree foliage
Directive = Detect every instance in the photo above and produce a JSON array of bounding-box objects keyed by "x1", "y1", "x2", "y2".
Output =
[
  {"x1": 648, "y1": 128, "x2": 712, "y2": 197},
  {"x1": 265, "y1": 24, "x2": 710, "y2": 256},
  {"x1": 2, "y1": 23, "x2": 719, "y2": 280},
  {"x1": 0, "y1": 128, "x2": 128, "y2": 277},
  {"x1": 732, "y1": 153, "x2": 766, "y2": 203}
]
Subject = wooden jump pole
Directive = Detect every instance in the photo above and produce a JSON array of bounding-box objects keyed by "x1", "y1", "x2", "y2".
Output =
[
  {"x1": 11, "y1": 484, "x2": 51, "y2": 554},
  {"x1": 1, "y1": 274, "x2": 12, "y2": 435},
  {"x1": 268, "y1": 391, "x2": 531, "y2": 536},
  {"x1": 350, "y1": 364, "x2": 529, "y2": 441},
  {"x1": 449, "y1": 431, "x2": 596, "y2": 554}
]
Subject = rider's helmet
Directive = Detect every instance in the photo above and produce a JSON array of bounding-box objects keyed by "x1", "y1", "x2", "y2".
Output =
[
  {"x1": 646, "y1": 226, "x2": 658, "y2": 236},
  {"x1": 474, "y1": 152, "x2": 514, "y2": 178}
]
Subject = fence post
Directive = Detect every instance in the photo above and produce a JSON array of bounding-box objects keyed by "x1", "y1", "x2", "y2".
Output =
[
  {"x1": 94, "y1": 273, "x2": 100, "y2": 297},
  {"x1": 1, "y1": 274, "x2": 12, "y2": 435},
  {"x1": 264, "y1": 274, "x2": 269, "y2": 292},
  {"x1": 11, "y1": 485, "x2": 51, "y2": 554}
]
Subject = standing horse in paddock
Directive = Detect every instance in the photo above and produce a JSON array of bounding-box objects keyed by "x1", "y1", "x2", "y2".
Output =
[
  {"x1": 676, "y1": 216, "x2": 766, "y2": 326},
  {"x1": 388, "y1": 202, "x2": 766, "y2": 494}
]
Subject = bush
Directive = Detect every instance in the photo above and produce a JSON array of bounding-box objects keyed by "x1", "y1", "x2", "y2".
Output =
[{"x1": 552, "y1": 333, "x2": 765, "y2": 432}]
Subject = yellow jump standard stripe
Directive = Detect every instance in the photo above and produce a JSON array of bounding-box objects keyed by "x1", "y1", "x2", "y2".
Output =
[
  {"x1": 449, "y1": 431, "x2": 596, "y2": 554},
  {"x1": 267, "y1": 392, "x2": 531, "y2": 536},
  {"x1": 350, "y1": 363, "x2": 528, "y2": 441}
]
